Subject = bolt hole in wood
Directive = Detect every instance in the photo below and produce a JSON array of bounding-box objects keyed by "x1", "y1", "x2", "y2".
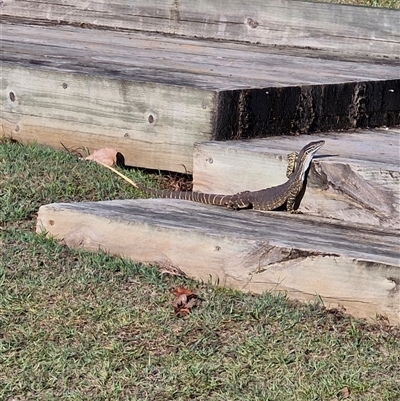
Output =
[
  {"x1": 246, "y1": 17, "x2": 259, "y2": 28},
  {"x1": 124, "y1": 133, "x2": 130, "y2": 139},
  {"x1": 148, "y1": 114, "x2": 154, "y2": 124},
  {"x1": 14, "y1": 125, "x2": 20, "y2": 132},
  {"x1": 62, "y1": 83, "x2": 68, "y2": 89},
  {"x1": 9, "y1": 92, "x2": 15, "y2": 102}
]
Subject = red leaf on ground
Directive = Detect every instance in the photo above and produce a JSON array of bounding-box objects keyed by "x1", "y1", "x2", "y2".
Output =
[
  {"x1": 172, "y1": 287, "x2": 193, "y2": 296},
  {"x1": 171, "y1": 287, "x2": 202, "y2": 317}
]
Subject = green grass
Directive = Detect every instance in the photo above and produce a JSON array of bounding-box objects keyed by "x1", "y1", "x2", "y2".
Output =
[
  {"x1": 314, "y1": 0, "x2": 400, "y2": 9},
  {"x1": 1, "y1": 139, "x2": 400, "y2": 400}
]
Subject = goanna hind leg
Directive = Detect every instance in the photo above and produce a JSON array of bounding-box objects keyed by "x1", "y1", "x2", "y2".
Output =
[
  {"x1": 226, "y1": 200, "x2": 252, "y2": 210},
  {"x1": 226, "y1": 192, "x2": 252, "y2": 210}
]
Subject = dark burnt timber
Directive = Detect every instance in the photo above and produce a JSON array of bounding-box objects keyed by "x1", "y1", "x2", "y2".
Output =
[{"x1": 214, "y1": 81, "x2": 400, "y2": 140}]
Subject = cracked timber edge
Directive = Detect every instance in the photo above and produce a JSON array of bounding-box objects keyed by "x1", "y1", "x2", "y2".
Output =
[{"x1": 36, "y1": 199, "x2": 400, "y2": 324}]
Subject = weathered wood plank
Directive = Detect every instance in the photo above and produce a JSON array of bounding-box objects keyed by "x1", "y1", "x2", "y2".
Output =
[
  {"x1": 193, "y1": 129, "x2": 400, "y2": 228},
  {"x1": 1, "y1": 64, "x2": 214, "y2": 172},
  {"x1": 1, "y1": 23, "x2": 399, "y2": 169},
  {"x1": 3, "y1": 23, "x2": 399, "y2": 90},
  {"x1": 36, "y1": 199, "x2": 400, "y2": 324},
  {"x1": 3, "y1": 0, "x2": 399, "y2": 60}
]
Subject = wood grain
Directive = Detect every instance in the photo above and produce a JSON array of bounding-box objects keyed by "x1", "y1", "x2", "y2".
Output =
[
  {"x1": 36, "y1": 199, "x2": 400, "y2": 324},
  {"x1": 193, "y1": 129, "x2": 400, "y2": 228},
  {"x1": 3, "y1": 23, "x2": 399, "y2": 90},
  {"x1": 3, "y1": 0, "x2": 399, "y2": 60},
  {"x1": 2, "y1": 23, "x2": 399, "y2": 171},
  {"x1": 1, "y1": 63, "x2": 213, "y2": 172}
]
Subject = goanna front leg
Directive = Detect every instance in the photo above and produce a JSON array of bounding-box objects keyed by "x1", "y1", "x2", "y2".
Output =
[
  {"x1": 286, "y1": 189, "x2": 303, "y2": 214},
  {"x1": 286, "y1": 151, "x2": 298, "y2": 178},
  {"x1": 286, "y1": 152, "x2": 303, "y2": 213}
]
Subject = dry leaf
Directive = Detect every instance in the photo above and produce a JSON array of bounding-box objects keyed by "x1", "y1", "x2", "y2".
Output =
[
  {"x1": 171, "y1": 287, "x2": 202, "y2": 317},
  {"x1": 176, "y1": 307, "x2": 191, "y2": 317},
  {"x1": 172, "y1": 287, "x2": 193, "y2": 296},
  {"x1": 185, "y1": 297, "x2": 201, "y2": 309},
  {"x1": 85, "y1": 150, "x2": 139, "y2": 189},
  {"x1": 341, "y1": 387, "x2": 350, "y2": 398},
  {"x1": 172, "y1": 294, "x2": 188, "y2": 309},
  {"x1": 85, "y1": 148, "x2": 118, "y2": 166}
]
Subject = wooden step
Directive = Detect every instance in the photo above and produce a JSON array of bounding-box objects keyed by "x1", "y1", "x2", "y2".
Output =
[
  {"x1": 37, "y1": 199, "x2": 400, "y2": 324},
  {"x1": 2, "y1": 22, "x2": 399, "y2": 173},
  {"x1": 193, "y1": 128, "x2": 400, "y2": 229},
  {"x1": 4, "y1": 0, "x2": 399, "y2": 61}
]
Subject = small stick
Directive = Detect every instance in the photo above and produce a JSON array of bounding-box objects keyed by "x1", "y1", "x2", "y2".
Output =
[{"x1": 96, "y1": 161, "x2": 139, "y2": 188}]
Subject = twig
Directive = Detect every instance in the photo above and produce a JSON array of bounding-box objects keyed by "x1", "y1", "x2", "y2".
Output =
[{"x1": 96, "y1": 161, "x2": 139, "y2": 188}]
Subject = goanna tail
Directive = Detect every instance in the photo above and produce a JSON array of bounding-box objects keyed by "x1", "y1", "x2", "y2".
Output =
[{"x1": 139, "y1": 184, "x2": 250, "y2": 208}]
